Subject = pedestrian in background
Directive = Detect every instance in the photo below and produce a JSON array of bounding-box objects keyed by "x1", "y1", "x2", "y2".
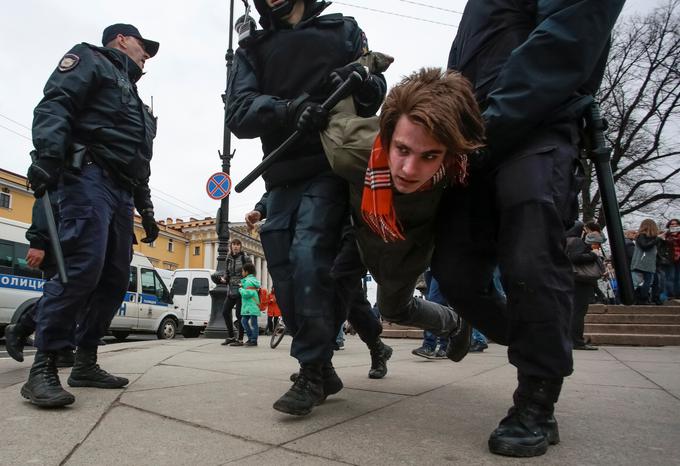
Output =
[
  {"x1": 663, "y1": 218, "x2": 680, "y2": 298},
  {"x1": 265, "y1": 286, "x2": 281, "y2": 335},
  {"x1": 219, "y1": 239, "x2": 251, "y2": 346},
  {"x1": 21, "y1": 23, "x2": 160, "y2": 408},
  {"x1": 239, "y1": 262, "x2": 262, "y2": 347},
  {"x1": 632, "y1": 219, "x2": 659, "y2": 304}
]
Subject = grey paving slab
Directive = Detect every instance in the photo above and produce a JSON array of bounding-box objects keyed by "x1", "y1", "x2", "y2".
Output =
[
  {"x1": 90, "y1": 345, "x2": 193, "y2": 374},
  {"x1": 604, "y1": 346, "x2": 680, "y2": 363},
  {"x1": 624, "y1": 361, "x2": 680, "y2": 399},
  {"x1": 287, "y1": 363, "x2": 680, "y2": 466},
  {"x1": 226, "y1": 447, "x2": 349, "y2": 465},
  {"x1": 120, "y1": 376, "x2": 406, "y2": 445},
  {"x1": 66, "y1": 405, "x2": 268, "y2": 466},
  {"x1": 1, "y1": 383, "x2": 129, "y2": 465},
  {"x1": 126, "y1": 364, "x2": 244, "y2": 392},
  {"x1": 569, "y1": 358, "x2": 658, "y2": 389}
]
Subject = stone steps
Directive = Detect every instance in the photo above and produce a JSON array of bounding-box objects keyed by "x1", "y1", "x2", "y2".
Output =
[
  {"x1": 586, "y1": 333, "x2": 680, "y2": 346},
  {"x1": 584, "y1": 304, "x2": 680, "y2": 346}
]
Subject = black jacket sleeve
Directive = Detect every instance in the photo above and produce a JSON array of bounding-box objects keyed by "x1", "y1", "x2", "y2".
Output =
[
  {"x1": 25, "y1": 199, "x2": 50, "y2": 250},
  {"x1": 32, "y1": 44, "x2": 101, "y2": 161},
  {"x1": 225, "y1": 50, "x2": 291, "y2": 139},
  {"x1": 483, "y1": 0, "x2": 625, "y2": 154},
  {"x1": 345, "y1": 23, "x2": 387, "y2": 117},
  {"x1": 254, "y1": 192, "x2": 269, "y2": 219}
]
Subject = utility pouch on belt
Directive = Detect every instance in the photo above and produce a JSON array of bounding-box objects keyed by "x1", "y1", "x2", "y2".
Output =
[{"x1": 66, "y1": 143, "x2": 88, "y2": 172}]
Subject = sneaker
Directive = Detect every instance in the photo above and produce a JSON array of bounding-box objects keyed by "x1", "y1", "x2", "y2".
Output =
[
  {"x1": 368, "y1": 341, "x2": 393, "y2": 379},
  {"x1": 469, "y1": 341, "x2": 489, "y2": 353},
  {"x1": 334, "y1": 342, "x2": 345, "y2": 351},
  {"x1": 244, "y1": 340, "x2": 258, "y2": 347},
  {"x1": 221, "y1": 337, "x2": 237, "y2": 346},
  {"x1": 229, "y1": 340, "x2": 244, "y2": 347},
  {"x1": 434, "y1": 349, "x2": 448, "y2": 359},
  {"x1": 411, "y1": 346, "x2": 436, "y2": 359}
]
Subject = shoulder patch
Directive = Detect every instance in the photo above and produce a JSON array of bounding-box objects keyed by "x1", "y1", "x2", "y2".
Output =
[{"x1": 58, "y1": 53, "x2": 80, "y2": 72}]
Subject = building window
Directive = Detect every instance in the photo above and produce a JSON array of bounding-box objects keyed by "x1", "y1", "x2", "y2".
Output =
[
  {"x1": 167, "y1": 238, "x2": 174, "y2": 252},
  {"x1": 0, "y1": 192, "x2": 10, "y2": 209},
  {"x1": 194, "y1": 246, "x2": 200, "y2": 256}
]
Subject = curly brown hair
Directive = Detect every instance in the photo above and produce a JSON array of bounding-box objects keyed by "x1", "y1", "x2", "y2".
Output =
[{"x1": 379, "y1": 68, "x2": 485, "y2": 185}]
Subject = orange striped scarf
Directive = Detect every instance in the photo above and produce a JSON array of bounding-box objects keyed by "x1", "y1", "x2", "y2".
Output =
[{"x1": 361, "y1": 135, "x2": 445, "y2": 243}]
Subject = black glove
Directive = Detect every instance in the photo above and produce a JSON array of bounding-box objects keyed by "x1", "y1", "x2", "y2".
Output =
[
  {"x1": 140, "y1": 209, "x2": 159, "y2": 244},
  {"x1": 329, "y1": 62, "x2": 369, "y2": 89},
  {"x1": 27, "y1": 157, "x2": 62, "y2": 198},
  {"x1": 288, "y1": 94, "x2": 329, "y2": 133},
  {"x1": 468, "y1": 148, "x2": 494, "y2": 177}
]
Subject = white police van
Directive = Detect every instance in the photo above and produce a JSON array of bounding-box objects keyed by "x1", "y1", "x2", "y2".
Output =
[{"x1": 0, "y1": 216, "x2": 181, "y2": 340}]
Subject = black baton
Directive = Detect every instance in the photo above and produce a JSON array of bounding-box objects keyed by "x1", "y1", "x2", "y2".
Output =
[
  {"x1": 41, "y1": 192, "x2": 68, "y2": 285},
  {"x1": 585, "y1": 102, "x2": 633, "y2": 305},
  {"x1": 235, "y1": 70, "x2": 365, "y2": 193}
]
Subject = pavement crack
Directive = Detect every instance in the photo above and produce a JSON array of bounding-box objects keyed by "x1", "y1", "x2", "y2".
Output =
[{"x1": 604, "y1": 347, "x2": 680, "y2": 402}]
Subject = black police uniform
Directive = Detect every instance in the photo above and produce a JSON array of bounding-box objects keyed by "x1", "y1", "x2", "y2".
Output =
[
  {"x1": 227, "y1": 1, "x2": 386, "y2": 366},
  {"x1": 431, "y1": 0, "x2": 624, "y2": 456},
  {"x1": 31, "y1": 42, "x2": 157, "y2": 352}
]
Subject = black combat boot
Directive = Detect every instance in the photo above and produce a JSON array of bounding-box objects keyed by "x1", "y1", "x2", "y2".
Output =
[
  {"x1": 368, "y1": 339, "x2": 393, "y2": 379},
  {"x1": 21, "y1": 351, "x2": 75, "y2": 408},
  {"x1": 55, "y1": 348, "x2": 75, "y2": 368},
  {"x1": 488, "y1": 374, "x2": 563, "y2": 457},
  {"x1": 274, "y1": 363, "x2": 324, "y2": 415},
  {"x1": 67, "y1": 347, "x2": 129, "y2": 388},
  {"x1": 289, "y1": 361, "x2": 343, "y2": 404},
  {"x1": 4, "y1": 323, "x2": 30, "y2": 362},
  {"x1": 446, "y1": 317, "x2": 472, "y2": 362}
]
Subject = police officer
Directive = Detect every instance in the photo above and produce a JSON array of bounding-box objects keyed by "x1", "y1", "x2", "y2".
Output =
[
  {"x1": 432, "y1": 0, "x2": 624, "y2": 457},
  {"x1": 227, "y1": 0, "x2": 386, "y2": 416},
  {"x1": 22, "y1": 23, "x2": 160, "y2": 408}
]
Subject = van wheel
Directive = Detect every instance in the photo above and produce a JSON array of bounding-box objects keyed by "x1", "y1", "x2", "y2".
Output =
[
  {"x1": 157, "y1": 318, "x2": 177, "y2": 339},
  {"x1": 112, "y1": 331, "x2": 130, "y2": 341}
]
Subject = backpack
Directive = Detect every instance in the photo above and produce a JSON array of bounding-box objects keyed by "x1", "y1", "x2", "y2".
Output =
[{"x1": 257, "y1": 288, "x2": 268, "y2": 311}]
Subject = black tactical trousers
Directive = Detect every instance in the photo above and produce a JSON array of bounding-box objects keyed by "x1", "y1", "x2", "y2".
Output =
[
  {"x1": 331, "y1": 223, "x2": 382, "y2": 346},
  {"x1": 222, "y1": 294, "x2": 243, "y2": 340},
  {"x1": 432, "y1": 123, "x2": 580, "y2": 380},
  {"x1": 259, "y1": 173, "x2": 348, "y2": 364}
]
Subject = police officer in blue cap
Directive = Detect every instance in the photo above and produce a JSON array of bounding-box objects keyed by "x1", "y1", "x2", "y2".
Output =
[{"x1": 22, "y1": 23, "x2": 160, "y2": 408}]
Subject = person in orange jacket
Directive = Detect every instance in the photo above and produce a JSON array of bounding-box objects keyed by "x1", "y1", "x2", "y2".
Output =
[{"x1": 266, "y1": 287, "x2": 282, "y2": 334}]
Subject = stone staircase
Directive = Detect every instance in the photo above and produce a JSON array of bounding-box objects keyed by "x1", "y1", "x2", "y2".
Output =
[{"x1": 585, "y1": 303, "x2": 680, "y2": 346}]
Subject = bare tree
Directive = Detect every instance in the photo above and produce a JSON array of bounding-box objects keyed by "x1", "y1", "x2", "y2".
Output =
[{"x1": 581, "y1": 0, "x2": 680, "y2": 226}]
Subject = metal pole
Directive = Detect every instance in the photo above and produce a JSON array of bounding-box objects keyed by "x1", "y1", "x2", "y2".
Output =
[{"x1": 205, "y1": 0, "x2": 236, "y2": 338}]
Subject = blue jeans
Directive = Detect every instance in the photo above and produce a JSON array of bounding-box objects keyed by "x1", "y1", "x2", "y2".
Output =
[
  {"x1": 241, "y1": 315, "x2": 259, "y2": 342},
  {"x1": 423, "y1": 330, "x2": 447, "y2": 351},
  {"x1": 472, "y1": 328, "x2": 487, "y2": 345},
  {"x1": 336, "y1": 325, "x2": 345, "y2": 345},
  {"x1": 635, "y1": 271, "x2": 655, "y2": 303}
]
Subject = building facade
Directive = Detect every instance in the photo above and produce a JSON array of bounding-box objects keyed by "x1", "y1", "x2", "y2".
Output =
[{"x1": 0, "y1": 168, "x2": 271, "y2": 289}]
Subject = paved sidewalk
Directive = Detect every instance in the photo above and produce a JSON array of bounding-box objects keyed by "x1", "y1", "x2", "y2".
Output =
[{"x1": 1, "y1": 337, "x2": 679, "y2": 465}]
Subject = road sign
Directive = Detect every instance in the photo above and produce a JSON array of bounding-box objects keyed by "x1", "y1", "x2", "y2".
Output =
[{"x1": 206, "y1": 172, "x2": 232, "y2": 200}]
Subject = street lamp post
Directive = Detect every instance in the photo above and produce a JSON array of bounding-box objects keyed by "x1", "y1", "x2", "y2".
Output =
[{"x1": 204, "y1": 0, "x2": 238, "y2": 338}]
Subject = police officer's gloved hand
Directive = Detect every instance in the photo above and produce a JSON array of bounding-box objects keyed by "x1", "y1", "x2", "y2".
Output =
[
  {"x1": 293, "y1": 101, "x2": 329, "y2": 133},
  {"x1": 329, "y1": 63, "x2": 369, "y2": 90},
  {"x1": 140, "y1": 209, "x2": 159, "y2": 243},
  {"x1": 27, "y1": 157, "x2": 62, "y2": 198}
]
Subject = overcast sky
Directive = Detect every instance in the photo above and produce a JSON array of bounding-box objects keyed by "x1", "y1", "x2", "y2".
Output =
[{"x1": 0, "y1": 0, "x2": 655, "y2": 223}]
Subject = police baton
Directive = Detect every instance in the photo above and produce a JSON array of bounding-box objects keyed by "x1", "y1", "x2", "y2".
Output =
[
  {"x1": 41, "y1": 192, "x2": 68, "y2": 285},
  {"x1": 584, "y1": 102, "x2": 633, "y2": 305},
  {"x1": 235, "y1": 70, "x2": 365, "y2": 193}
]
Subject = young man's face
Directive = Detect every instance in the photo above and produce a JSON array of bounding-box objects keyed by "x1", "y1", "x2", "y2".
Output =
[
  {"x1": 388, "y1": 115, "x2": 446, "y2": 194},
  {"x1": 230, "y1": 243, "x2": 241, "y2": 254}
]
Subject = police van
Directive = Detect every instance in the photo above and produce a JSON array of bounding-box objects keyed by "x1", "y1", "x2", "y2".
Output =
[{"x1": 0, "y1": 216, "x2": 182, "y2": 340}]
